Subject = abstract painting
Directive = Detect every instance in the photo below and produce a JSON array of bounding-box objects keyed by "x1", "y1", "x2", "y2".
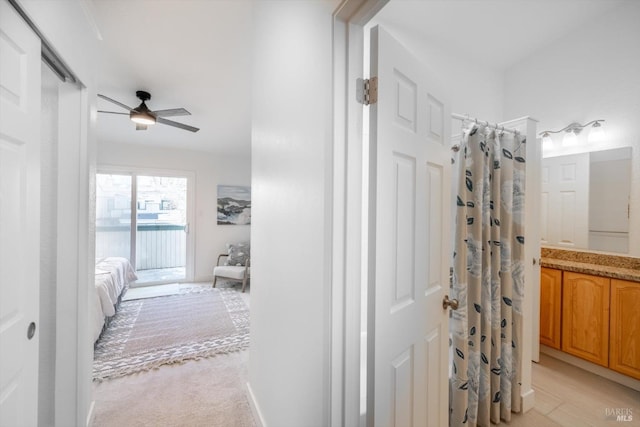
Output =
[{"x1": 217, "y1": 185, "x2": 251, "y2": 225}]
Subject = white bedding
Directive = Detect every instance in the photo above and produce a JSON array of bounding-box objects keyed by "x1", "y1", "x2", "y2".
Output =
[{"x1": 93, "y1": 257, "x2": 137, "y2": 342}]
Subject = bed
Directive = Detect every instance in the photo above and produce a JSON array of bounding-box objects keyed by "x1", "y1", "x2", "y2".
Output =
[{"x1": 93, "y1": 257, "x2": 138, "y2": 343}]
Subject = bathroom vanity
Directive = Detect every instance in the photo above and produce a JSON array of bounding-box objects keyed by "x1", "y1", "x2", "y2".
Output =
[{"x1": 540, "y1": 247, "x2": 640, "y2": 387}]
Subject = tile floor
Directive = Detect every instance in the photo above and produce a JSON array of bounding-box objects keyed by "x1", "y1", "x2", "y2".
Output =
[{"x1": 507, "y1": 354, "x2": 639, "y2": 426}]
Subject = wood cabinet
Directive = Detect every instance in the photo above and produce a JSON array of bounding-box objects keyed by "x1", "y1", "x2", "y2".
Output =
[
  {"x1": 610, "y1": 279, "x2": 640, "y2": 380},
  {"x1": 540, "y1": 268, "x2": 562, "y2": 349},
  {"x1": 561, "y1": 272, "x2": 610, "y2": 367}
]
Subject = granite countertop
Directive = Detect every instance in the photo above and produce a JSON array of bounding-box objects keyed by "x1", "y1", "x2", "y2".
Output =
[
  {"x1": 541, "y1": 247, "x2": 640, "y2": 283},
  {"x1": 541, "y1": 258, "x2": 640, "y2": 282}
]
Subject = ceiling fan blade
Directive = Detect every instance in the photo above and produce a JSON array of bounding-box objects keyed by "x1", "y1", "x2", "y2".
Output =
[
  {"x1": 156, "y1": 117, "x2": 200, "y2": 133},
  {"x1": 152, "y1": 108, "x2": 191, "y2": 117},
  {"x1": 98, "y1": 94, "x2": 133, "y2": 111},
  {"x1": 98, "y1": 110, "x2": 129, "y2": 115},
  {"x1": 136, "y1": 124, "x2": 148, "y2": 131}
]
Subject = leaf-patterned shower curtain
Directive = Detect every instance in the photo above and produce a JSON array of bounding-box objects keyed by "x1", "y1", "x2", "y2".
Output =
[{"x1": 450, "y1": 124, "x2": 526, "y2": 426}]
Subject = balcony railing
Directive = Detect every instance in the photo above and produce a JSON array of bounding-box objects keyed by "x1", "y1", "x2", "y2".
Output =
[{"x1": 95, "y1": 224, "x2": 186, "y2": 271}]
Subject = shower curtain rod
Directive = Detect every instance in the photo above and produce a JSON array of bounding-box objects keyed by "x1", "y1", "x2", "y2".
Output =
[{"x1": 451, "y1": 112, "x2": 519, "y2": 135}]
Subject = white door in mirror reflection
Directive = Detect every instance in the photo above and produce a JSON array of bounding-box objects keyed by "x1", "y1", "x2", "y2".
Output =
[
  {"x1": 541, "y1": 153, "x2": 589, "y2": 249},
  {"x1": 541, "y1": 147, "x2": 631, "y2": 254}
]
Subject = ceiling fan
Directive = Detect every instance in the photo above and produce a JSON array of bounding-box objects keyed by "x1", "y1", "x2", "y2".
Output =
[{"x1": 98, "y1": 90, "x2": 200, "y2": 132}]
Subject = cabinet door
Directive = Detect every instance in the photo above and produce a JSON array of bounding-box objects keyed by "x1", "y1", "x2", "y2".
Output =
[
  {"x1": 562, "y1": 272, "x2": 610, "y2": 367},
  {"x1": 610, "y1": 279, "x2": 640, "y2": 380},
  {"x1": 540, "y1": 268, "x2": 562, "y2": 349}
]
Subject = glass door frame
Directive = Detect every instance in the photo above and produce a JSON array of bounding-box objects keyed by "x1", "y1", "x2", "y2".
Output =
[{"x1": 96, "y1": 166, "x2": 196, "y2": 284}]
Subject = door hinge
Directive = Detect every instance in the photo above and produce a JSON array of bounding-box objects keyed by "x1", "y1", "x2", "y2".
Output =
[{"x1": 356, "y1": 77, "x2": 378, "y2": 105}]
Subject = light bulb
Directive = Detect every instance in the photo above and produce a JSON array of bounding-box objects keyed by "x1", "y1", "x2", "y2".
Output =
[
  {"x1": 131, "y1": 115, "x2": 155, "y2": 125},
  {"x1": 588, "y1": 122, "x2": 605, "y2": 143},
  {"x1": 563, "y1": 130, "x2": 578, "y2": 147}
]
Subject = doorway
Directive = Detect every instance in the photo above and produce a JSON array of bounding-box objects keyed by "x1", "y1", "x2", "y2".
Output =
[
  {"x1": 96, "y1": 170, "x2": 194, "y2": 286},
  {"x1": 333, "y1": 1, "x2": 543, "y2": 424}
]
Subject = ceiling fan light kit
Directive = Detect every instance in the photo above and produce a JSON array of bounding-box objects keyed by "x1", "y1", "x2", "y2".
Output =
[
  {"x1": 129, "y1": 91, "x2": 156, "y2": 125},
  {"x1": 98, "y1": 90, "x2": 200, "y2": 132},
  {"x1": 130, "y1": 109, "x2": 156, "y2": 125}
]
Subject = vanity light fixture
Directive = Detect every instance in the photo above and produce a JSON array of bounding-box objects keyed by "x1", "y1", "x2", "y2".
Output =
[{"x1": 539, "y1": 120, "x2": 605, "y2": 148}]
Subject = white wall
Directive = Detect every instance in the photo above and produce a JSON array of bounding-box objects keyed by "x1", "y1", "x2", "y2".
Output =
[
  {"x1": 97, "y1": 141, "x2": 251, "y2": 281},
  {"x1": 248, "y1": 1, "x2": 337, "y2": 426},
  {"x1": 504, "y1": 2, "x2": 640, "y2": 256}
]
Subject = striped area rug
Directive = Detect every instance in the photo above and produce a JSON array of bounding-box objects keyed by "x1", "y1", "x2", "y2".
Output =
[{"x1": 93, "y1": 287, "x2": 249, "y2": 381}]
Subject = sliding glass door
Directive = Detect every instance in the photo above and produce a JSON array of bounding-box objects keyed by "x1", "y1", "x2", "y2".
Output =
[
  {"x1": 96, "y1": 174, "x2": 132, "y2": 260},
  {"x1": 135, "y1": 175, "x2": 188, "y2": 283},
  {"x1": 96, "y1": 171, "x2": 193, "y2": 286}
]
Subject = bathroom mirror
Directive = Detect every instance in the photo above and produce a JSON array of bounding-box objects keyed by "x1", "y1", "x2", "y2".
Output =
[{"x1": 541, "y1": 147, "x2": 631, "y2": 254}]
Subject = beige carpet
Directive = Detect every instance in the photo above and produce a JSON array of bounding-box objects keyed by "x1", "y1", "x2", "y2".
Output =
[
  {"x1": 94, "y1": 287, "x2": 249, "y2": 380},
  {"x1": 92, "y1": 350, "x2": 255, "y2": 427}
]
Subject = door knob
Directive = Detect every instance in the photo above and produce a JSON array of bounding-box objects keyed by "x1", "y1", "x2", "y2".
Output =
[{"x1": 442, "y1": 295, "x2": 459, "y2": 310}]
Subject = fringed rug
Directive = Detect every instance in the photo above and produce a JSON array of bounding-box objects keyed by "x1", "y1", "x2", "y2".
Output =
[{"x1": 93, "y1": 287, "x2": 249, "y2": 381}]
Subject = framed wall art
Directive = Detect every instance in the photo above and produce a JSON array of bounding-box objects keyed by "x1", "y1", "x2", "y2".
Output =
[{"x1": 217, "y1": 185, "x2": 251, "y2": 225}]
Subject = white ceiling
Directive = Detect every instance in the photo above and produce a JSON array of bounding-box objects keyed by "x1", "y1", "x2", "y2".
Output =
[
  {"x1": 91, "y1": 0, "x2": 625, "y2": 155},
  {"x1": 93, "y1": 0, "x2": 253, "y2": 156},
  {"x1": 374, "y1": 0, "x2": 627, "y2": 72}
]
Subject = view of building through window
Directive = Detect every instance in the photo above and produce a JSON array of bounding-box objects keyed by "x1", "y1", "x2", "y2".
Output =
[{"x1": 96, "y1": 173, "x2": 188, "y2": 284}]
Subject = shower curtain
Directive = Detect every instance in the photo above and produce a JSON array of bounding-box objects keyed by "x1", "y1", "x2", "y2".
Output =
[{"x1": 450, "y1": 124, "x2": 526, "y2": 426}]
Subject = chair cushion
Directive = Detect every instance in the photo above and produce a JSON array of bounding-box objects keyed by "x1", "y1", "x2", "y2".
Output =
[
  {"x1": 225, "y1": 242, "x2": 250, "y2": 266},
  {"x1": 214, "y1": 265, "x2": 250, "y2": 280}
]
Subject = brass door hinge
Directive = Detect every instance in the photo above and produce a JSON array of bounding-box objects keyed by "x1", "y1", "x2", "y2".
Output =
[{"x1": 356, "y1": 77, "x2": 378, "y2": 105}]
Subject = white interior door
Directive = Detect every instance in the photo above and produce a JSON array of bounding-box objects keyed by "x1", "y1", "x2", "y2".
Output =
[
  {"x1": 0, "y1": 2, "x2": 41, "y2": 425},
  {"x1": 368, "y1": 26, "x2": 451, "y2": 426}
]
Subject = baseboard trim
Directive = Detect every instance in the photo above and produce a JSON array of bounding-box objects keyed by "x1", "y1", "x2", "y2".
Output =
[
  {"x1": 246, "y1": 381, "x2": 267, "y2": 427},
  {"x1": 520, "y1": 388, "x2": 536, "y2": 413},
  {"x1": 540, "y1": 345, "x2": 640, "y2": 392}
]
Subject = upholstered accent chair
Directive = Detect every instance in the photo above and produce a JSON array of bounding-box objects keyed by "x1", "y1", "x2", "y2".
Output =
[{"x1": 213, "y1": 242, "x2": 250, "y2": 292}]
